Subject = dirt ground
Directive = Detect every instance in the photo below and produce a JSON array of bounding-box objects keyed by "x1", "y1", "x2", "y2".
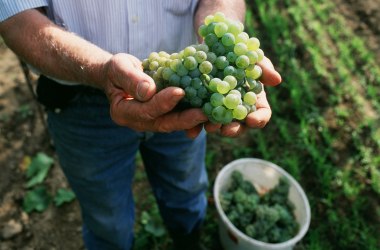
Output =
[{"x1": 1, "y1": 1, "x2": 379, "y2": 249}]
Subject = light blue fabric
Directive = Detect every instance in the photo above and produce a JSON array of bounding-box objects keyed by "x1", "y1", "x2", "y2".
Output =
[{"x1": 0, "y1": 0, "x2": 47, "y2": 22}]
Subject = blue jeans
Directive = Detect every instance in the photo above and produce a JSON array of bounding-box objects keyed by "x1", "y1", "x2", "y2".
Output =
[{"x1": 47, "y1": 89, "x2": 208, "y2": 250}]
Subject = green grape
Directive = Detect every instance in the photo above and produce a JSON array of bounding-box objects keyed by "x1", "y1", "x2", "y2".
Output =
[
  {"x1": 169, "y1": 73, "x2": 181, "y2": 86},
  {"x1": 212, "y1": 106, "x2": 227, "y2": 122},
  {"x1": 216, "y1": 80, "x2": 230, "y2": 94},
  {"x1": 170, "y1": 59, "x2": 181, "y2": 72},
  {"x1": 197, "y1": 44, "x2": 209, "y2": 53},
  {"x1": 214, "y1": 12, "x2": 226, "y2": 23},
  {"x1": 191, "y1": 78, "x2": 202, "y2": 89},
  {"x1": 257, "y1": 48, "x2": 264, "y2": 62},
  {"x1": 209, "y1": 78, "x2": 222, "y2": 92},
  {"x1": 199, "y1": 61, "x2": 213, "y2": 74},
  {"x1": 207, "y1": 22, "x2": 218, "y2": 35},
  {"x1": 189, "y1": 68, "x2": 201, "y2": 78},
  {"x1": 247, "y1": 37, "x2": 260, "y2": 51},
  {"x1": 170, "y1": 53, "x2": 180, "y2": 60},
  {"x1": 152, "y1": 71, "x2": 161, "y2": 82},
  {"x1": 184, "y1": 46, "x2": 196, "y2": 57},
  {"x1": 224, "y1": 66, "x2": 236, "y2": 77},
  {"x1": 246, "y1": 50, "x2": 259, "y2": 65},
  {"x1": 234, "y1": 42, "x2": 248, "y2": 56},
  {"x1": 221, "y1": 33, "x2": 236, "y2": 47},
  {"x1": 223, "y1": 93, "x2": 240, "y2": 109},
  {"x1": 233, "y1": 105, "x2": 248, "y2": 120},
  {"x1": 185, "y1": 86, "x2": 197, "y2": 98},
  {"x1": 252, "y1": 80, "x2": 263, "y2": 94},
  {"x1": 204, "y1": 15, "x2": 214, "y2": 25},
  {"x1": 190, "y1": 96, "x2": 203, "y2": 107},
  {"x1": 221, "y1": 109, "x2": 233, "y2": 124},
  {"x1": 142, "y1": 59, "x2": 150, "y2": 69},
  {"x1": 215, "y1": 56, "x2": 229, "y2": 70},
  {"x1": 158, "y1": 57, "x2": 168, "y2": 67},
  {"x1": 246, "y1": 65, "x2": 262, "y2": 79},
  {"x1": 235, "y1": 32, "x2": 249, "y2": 44},
  {"x1": 156, "y1": 67, "x2": 164, "y2": 77},
  {"x1": 148, "y1": 60, "x2": 158, "y2": 71},
  {"x1": 206, "y1": 52, "x2": 217, "y2": 63},
  {"x1": 148, "y1": 52, "x2": 159, "y2": 62},
  {"x1": 200, "y1": 73, "x2": 211, "y2": 84},
  {"x1": 176, "y1": 63, "x2": 189, "y2": 77},
  {"x1": 228, "y1": 89, "x2": 242, "y2": 99},
  {"x1": 202, "y1": 102, "x2": 213, "y2": 115},
  {"x1": 235, "y1": 68, "x2": 246, "y2": 80},
  {"x1": 178, "y1": 50, "x2": 185, "y2": 59},
  {"x1": 205, "y1": 33, "x2": 218, "y2": 47},
  {"x1": 246, "y1": 77, "x2": 257, "y2": 90},
  {"x1": 183, "y1": 56, "x2": 198, "y2": 70},
  {"x1": 162, "y1": 67, "x2": 174, "y2": 80},
  {"x1": 211, "y1": 42, "x2": 226, "y2": 56},
  {"x1": 197, "y1": 86, "x2": 208, "y2": 99},
  {"x1": 210, "y1": 93, "x2": 225, "y2": 107},
  {"x1": 224, "y1": 75, "x2": 238, "y2": 89},
  {"x1": 194, "y1": 51, "x2": 207, "y2": 63},
  {"x1": 243, "y1": 92, "x2": 257, "y2": 105},
  {"x1": 226, "y1": 52, "x2": 237, "y2": 63},
  {"x1": 158, "y1": 51, "x2": 170, "y2": 58},
  {"x1": 180, "y1": 75, "x2": 192, "y2": 88},
  {"x1": 214, "y1": 22, "x2": 228, "y2": 37},
  {"x1": 235, "y1": 55, "x2": 250, "y2": 69},
  {"x1": 227, "y1": 21, "x2": 241, "y2": 35},
  {"x1": 198, "y1": 24, "x2": 208, "y2": 38}
]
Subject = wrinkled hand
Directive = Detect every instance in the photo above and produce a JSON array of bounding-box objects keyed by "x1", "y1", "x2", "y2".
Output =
[
  {"x1": 103, "y1": 53, "x2": 208, "y2": 133},
  {"x1": 186, "y1": 56, "x2": 282, "y2": 138}
]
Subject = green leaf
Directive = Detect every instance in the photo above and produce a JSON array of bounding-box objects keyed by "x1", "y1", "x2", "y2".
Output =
[
  {"x1": 23, "y1": 186, "x2": 51, "y2": 213},
  {"x1": 144, "y1": 221, "x2": 166, "y2": 238},
  {"x1": 140, "y1": 210, "x2": 166, "y2": 237},
  {"x1": 26, "y1": 152, "x2": 54, "y2": 188},
  {"x1": 54, "y1": 188, "x2": 76, "y2": 206}
]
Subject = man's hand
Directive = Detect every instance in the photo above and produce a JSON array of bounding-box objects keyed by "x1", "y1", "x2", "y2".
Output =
[
  {"x1": 186, "y1": 56, "x2": 282, "y2": 138},
  {"x1": 103, "y1": 53, "x2": 209, "y2": 133}
]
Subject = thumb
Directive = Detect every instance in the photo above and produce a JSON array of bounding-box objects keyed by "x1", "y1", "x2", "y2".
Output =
[{"x1": 107, "y1": 53, "x2": 156, "y2": 101}]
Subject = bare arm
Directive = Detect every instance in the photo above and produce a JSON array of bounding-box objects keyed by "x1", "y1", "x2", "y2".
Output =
[{"x1": 0, "y1": 9, "x2": 113, "y2": 89}]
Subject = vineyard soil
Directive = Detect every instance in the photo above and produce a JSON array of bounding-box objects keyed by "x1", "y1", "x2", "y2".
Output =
[{"x1": 0, "y1": 1, "x2": 379, "y2": 249}]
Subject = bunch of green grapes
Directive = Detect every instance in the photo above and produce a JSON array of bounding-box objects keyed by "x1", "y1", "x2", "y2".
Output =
[{"x1": 143, "y1": 12, "x2": 264, "y2": 124}]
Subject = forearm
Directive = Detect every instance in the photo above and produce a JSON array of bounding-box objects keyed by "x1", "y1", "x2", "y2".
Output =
[
  {"x1": 0, "y1": 9, "x2": 112, "y2": 89},
  {"x1": 194, "y1": 0, "x2": 246, "y2": 32}
]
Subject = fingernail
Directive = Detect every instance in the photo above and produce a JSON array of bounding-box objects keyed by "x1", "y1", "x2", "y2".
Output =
[
  {"x1": 171, "y1": 88, "x2": 185, "y2": 102},
  {"x1": 137, "y1": 81, "x2": 151, "y2": 100}
]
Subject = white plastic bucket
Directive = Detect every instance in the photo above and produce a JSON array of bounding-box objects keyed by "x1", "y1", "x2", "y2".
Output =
[{"x1": 213, "y1": 158, "x2": 311, "y2": 250}]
